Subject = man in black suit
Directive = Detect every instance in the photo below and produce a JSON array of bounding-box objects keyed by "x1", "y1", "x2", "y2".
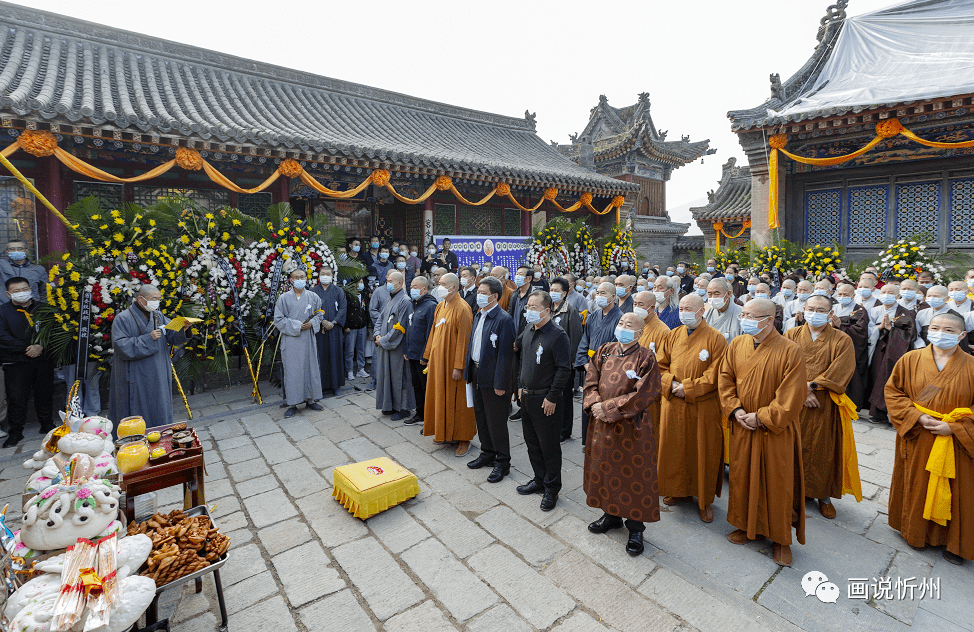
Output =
[
  {"x1": 459, "y1": 266, "x2": 478, "y2": 312},
  {"x1": 465, "y1": 276, "x2": 516, "y2": 482},
  {"x1": 440, "y1": 238, "x2": 459, "y2": 273}
]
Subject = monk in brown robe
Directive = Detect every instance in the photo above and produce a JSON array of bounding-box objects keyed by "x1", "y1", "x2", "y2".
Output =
[
  {"x1": 583, "y1": 312, "x2": 662, "y2": 557},
  {"x1": 422, "y1": 273, "x2": 476, "y2": 455},
  {"x1": 491, "y1": 266, "x2": 514, "y2": 311},
  {"x1": 868, "y1": 283, "x2": 918, "y2": 424},
  {"x1": 634, "y1": 290, "x2": 671, "y2": 446},
  {"x1": 829, "y1": 280, "x2": 871, "y2": 410},
  {"x1": 786, "y1": 295, "x2": 857, "y2": 520},
  {"x1": 886, "y1": 312, "x2": 974, "y2": 565},
  {"x1": 657, "y1": 293, "x2": 727, "y2": 523},
  {"x1": 718, "y1": 298, "x2": 806, "y2": 566}
]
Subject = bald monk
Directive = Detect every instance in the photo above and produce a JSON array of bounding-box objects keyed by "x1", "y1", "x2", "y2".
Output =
[
  {"x1": 718, "y1": 298, "x2": 806, "y2": 566},
  {"x1": 786, "y1": 295, "x2": 859, "y2": 520},
  {"x1": 754, "y1": 282, "x2": 784, "y2": 332},
  {"x1": 783, "y1": 280, "x2": 815, "y2": 327},
  {"x1": 868, "y1": 283, "x2": 917, "y2": 424},
  {"x1": 583, "y1": 312, "x2": 662, "y2": 556},
  {"x1": 885, "y1": 312, "x2": 974, "y2": 565},
  {"x1": 575, "y1": 281, "x2": 623, "y2": 444},
  {"x1": 491, "y1": 266, "x2": 514, "y2": 311},
  {"x1": 633, "y1": 290, "x2": 671, "y2": 443},
  {"x1": 422, "y1": 273, "x2": 476, "y2": 456},
  {"x1": 657, "y1": 293, "x2": 727, "y2": 522},
  {"x1": 830, "y1": 280, "x2": 871, "y2": 410}
]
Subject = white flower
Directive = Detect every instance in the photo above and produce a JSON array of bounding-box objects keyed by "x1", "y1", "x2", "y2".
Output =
[{"x1": 699, "y1": 349, "x2": 709, "y2": 361}]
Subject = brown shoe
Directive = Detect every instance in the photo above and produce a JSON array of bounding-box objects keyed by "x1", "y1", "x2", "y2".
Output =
[
  {"x1": 663, "y1": 496, "x2": 690, "y2": 506},
  {"x1": 454, "y1": 441, "x2": 470, "y2": 457},
  {"x1": 699, "y1": 505, "x2": 714, "y2": 523},
  {"x1": 818, "y1": 500, "x2": 836, "y2": 519},
  {"x1": 773, "y1": 543, "x2": 792, "y2": 566},
  {"x1": 727, "y1": 529, "x2": 754, "y2": 545}
]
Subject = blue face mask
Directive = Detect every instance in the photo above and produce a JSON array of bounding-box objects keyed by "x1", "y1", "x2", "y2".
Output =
[
  {"x1": 550, "y1": 291, "x2": 562, "y2": 303},
  {"x1": 352, "y1": 245, "x2": 360, "y2": 253},
  {"x1": 576, "y1": 285, "x2": 585, "y2": 293},
  {"x1": 740, "y1": 317, "x2": 766, "y2": 336},
  {"x1": 614, "y1": 326, "x2": 636, "y2": 344},
  {"x1": 396, "y1": 262, "x2": 406, "y2": 270},
  {"x1": 748, "y1": 286, "x2": 758, "y2": 295},
  {"x1": 357, "y1": 283, "x2": 365, "y2": 291},
  {"x1": 782, "y1": 288, "x2": 794, "y2": 298},
  {"x1": 858, "y1": 288, "x2": 872, "y2": 298},
  {"x1": 901, "y1": 290, "x2": 917, "y2": 301},
  {"x1": 928, "y1": 331, "x2": 960, "y2": 350},
  {"x1": 813, "y1": 289, "x2": 828, "y2": 296},
  {"x1": 525, "y1": 309, "x2": 544, "y2": 325},
  {"x1": 838, "y1": 296, "x2": 853, "y2": 306},
  {"x1": 724, "y1": 274, "x2": 735, "y2": 282},
  {"x1": 642, "y1": 268, "x2": 649, "y2": 273},
  {"x1": 754, "y1": 292, "x2": 769, "y2": 300},
  {"x1": 595, "y1": 295, "x2": 609, "y2": 308},
  {"x1": 386, "y1": 282, "x2": 396, "y2": 293},
  {"x1": 410, "y1": 288, "x2": 421, "y2": 300},
  {"x1": 706, "y1": 266, "x2": 715, "y2": 273},
  {"x1": 804, "y1": 311, "x2": 829, "y2": 327},
  {"x1": 950, "y1": 290, "x2": 968, "y2": 304},
  {"x1": 880, "y1": 294, "x2": 897, "y2": 305},
  {"x1": 372, "y1": 242, "x2": 380, "y2": 249},
  {"x1": 666, "y1": 271, "x2": 674, "y2": 277},
  {"x1": 8, "y1": 251, "x2": 26, "y2": 261},
  {"x1": 585, "y1": 281, "x2": 593, "y2": 288},
  {"x1": 293, "y1": 280, "x2": 306, "y2": 290},
  {"x1": 921, "y1": 282, "x2": 934, "y2": 289},
  {"x1": 695, "y1": 288, "x2": 707, "y2": 297},
  {"x1": 929, "y1": 297, "x2": 945, "y2": 309},
  {"x1": 514, "y1": 275, "x2": 526, "y2": 287},
  {"x1": 615, "y1": 286, "x2": 626, "y2": 297},
  {"x1": 379, "y1": 252, "x2": 389, "y2": 260},
  {"x1": 476, "y1": 293, "x2": 490, "y2": 308}
]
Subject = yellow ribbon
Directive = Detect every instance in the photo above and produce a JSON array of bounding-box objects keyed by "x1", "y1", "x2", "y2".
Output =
[
  {"x1": 712, "y1": 221, "x2": 751, "y2": 253},
  {"x1": 393, "y1": 323, "x2": 405, "y2": 334},
  {"x1": 580, "y1": 309, "x2": 588, "y2": 326},
  {"x1": 17, "y1": 309, "x2": 33, "y2": 328},
  {"x1": 829, "y1": 391, "x2": 863, "y2": 502},
  {"x1": 78, "y1": 567, "x2": 103, "y2": 598},
  {"x1": 587, "y1": 349, "x2": 595, "y2": 358},
  {"x1": 913, "y1": 403, "x2": 971, "y2": 526}
]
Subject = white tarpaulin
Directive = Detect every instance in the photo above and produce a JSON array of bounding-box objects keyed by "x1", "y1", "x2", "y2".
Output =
[{"x1": 771, "y1": 0, "x2": 974, "y2": 119}]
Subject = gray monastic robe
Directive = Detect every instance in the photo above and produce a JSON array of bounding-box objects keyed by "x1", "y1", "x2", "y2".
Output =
[
  {"x1": 274, "y1": 289, "x2": 324, "y2": 406},
  {"x1": 109, "y1": 304, "x2": 189, "y2": 428},
  {"x1": 704, "y1": 300, "x2": 743, "y2": 343},
  {"x1": 374, "y1": 288, "x2": 415, "y2": 412}
]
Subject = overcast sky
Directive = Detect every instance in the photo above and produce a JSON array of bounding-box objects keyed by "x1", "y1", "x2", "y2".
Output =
[{"x1": 16, "y1": 0, "x2": 897, "y2": 232}]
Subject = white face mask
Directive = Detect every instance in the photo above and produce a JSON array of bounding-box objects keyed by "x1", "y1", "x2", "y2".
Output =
[
  {"x1": 709, "y1": 296, "x2": 726, "y2": 310},
  {"x1": 460, "y1": 277, "x2": 470, "y2": 287},
  {"x1": 434, "y1": 285, "x2": 449, "y2": 300},
  {"x1": 320, "y1": 275, "x2": 333, "y2": 285},
  {"x1": 10, "y1": 290, "x2": 31, "y2": 303},
  {"x1": 632, "y1": 306, "x2": 649, "y2": 320},
  {"x1": 653, "y1": 291, "x2": 666, "y2": 304},
  {"x1": 144, "y1": 299, "x2": 160, "y2": 312}
]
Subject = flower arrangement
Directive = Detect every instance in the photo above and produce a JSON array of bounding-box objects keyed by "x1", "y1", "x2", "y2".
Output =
[
  {"x1": 524, "y1": 222, "x2": 570, "y2": 277},
  {"x1": 568, "y1": 221, "x2": 599, "y2": 278},
  {"x1": 870, "y1": 234, "x2": 947, "y2": 283},
  {"x1": 601, "y1": 224, "x2": 636, "y2": 270},
  {"x1": 749, "y1": 240, "x2": 801, "y2": 277},
  {"x1": 800, "y1": 243, "x2": 845, "y2": 280}
]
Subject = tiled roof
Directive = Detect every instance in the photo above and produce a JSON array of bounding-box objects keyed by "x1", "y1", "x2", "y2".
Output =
[
  {"x1": 690, "y1": 158, "x2": 751, "y2": 222},
  {"x1": 0, "y1": 2, "x2": 635, "y2": 195}
]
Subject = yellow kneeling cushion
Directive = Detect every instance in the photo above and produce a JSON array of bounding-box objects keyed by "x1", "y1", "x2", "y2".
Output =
[{"x1": 332, "y1": 457, "x2": 420, "y2": 519}]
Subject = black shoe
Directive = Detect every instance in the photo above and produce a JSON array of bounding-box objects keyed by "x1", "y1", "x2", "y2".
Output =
[
  {"x1": 516, "y1": 480, "x2": 545, "y2": 495},
  {"x1": 943, "y1": 550, "x2": 965, "y2": 566},
  {"x1": 2, "y1": 433, "x2": 23, "y2": 448},
  {"x1": 588, "y1": 514, "x2": 624, "y2": 534},
  {"x1": 467, "y1": 454, "x2": 494, "y2": 470},
  {"x1": 509, "y1": 409, "x2": 522, "y2": 420},
  {"x1": 626, "y1": 530, "x2": 644, "y2": 556},
  {"x1": 486, "y1": 465, "x2": 510, "y2": 483},
  {"x1": 306, "y1": 402, "x2": 324, "y2": 412},
  {"x1": 381, "y1": 410, "x2": 395, "y2": 416},
  {"x1": 403, "y1": 415, "x2": 422, "y2": 426},
  {"x1": 390, "y1": 410, "x2": 410, "y2": 421},
  {"x1": 540, "y1": 491, "x2": 558, "y2": 512},
  {"x1": 284, "y1": 407, "x2": 298, "y2": 419},
  {"x1": 560, "y1": 435, "x2": 571, "y2": 444}
]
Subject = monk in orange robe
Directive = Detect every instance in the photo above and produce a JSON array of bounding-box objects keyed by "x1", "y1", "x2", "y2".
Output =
[
  {"x1": 657, "y1": 293, "x2": 727, "y2": 523},
  {"x1": 885, "y1": 312, "x2": 974, "y2": 564},
  {"x1": 423, "y1": 273, "x2": 476, "y2": 456},
  {"x1": 785, "y1": 295, "x2": 857, "y2": 520},
  {"x1": 634, "y1": 290, "x2": 672, "y2": 445},
  {"x1": 718, "y1": 298, "x2": 806, "y2": 567}
]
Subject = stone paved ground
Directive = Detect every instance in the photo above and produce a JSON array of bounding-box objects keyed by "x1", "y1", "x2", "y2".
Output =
[{"x1": 0, "y1": 380, "x2": 972, "y2": 631}]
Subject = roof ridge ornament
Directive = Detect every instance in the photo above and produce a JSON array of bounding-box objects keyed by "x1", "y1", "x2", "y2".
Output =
[
  {"x1": 524, "y1": 110, "x2": 537, "y2": 130},
  {"x1": 817, "y1": 0, "x2": 849, "y2": 45}
]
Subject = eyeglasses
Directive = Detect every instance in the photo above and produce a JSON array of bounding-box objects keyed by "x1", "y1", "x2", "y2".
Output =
[{"x1": 737, "y1": 314, "x2": 772, "y2": 321}]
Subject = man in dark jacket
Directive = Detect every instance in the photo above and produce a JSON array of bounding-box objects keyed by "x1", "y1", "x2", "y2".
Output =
[
  {"x1": 0, "y1": 276, "x2": 53, "y2": 446},
  {"x1": 550, "y1": 277, "x2": 583, "y2": 442},
  {"x1": 404, "y1": 276, "x2": 438, "y2": 425},
  {"x1": 464, "y1": 276, "x2": 516, "y2": 482},
  {"x1": 459, "y1": 266, "x2": 478, "y2": 312}
]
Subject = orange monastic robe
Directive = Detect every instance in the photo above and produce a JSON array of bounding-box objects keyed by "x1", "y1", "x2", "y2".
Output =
[
  {"x1": 657, "y1": 320, "x2": 727, "y2": 510},
  {"x1": 639, "y1": 314, "x2": 673, "y2": 446},
  {"x1": 885, "y1": 347, "x2": 974, "y2": 560},
  {"x1": 785, "y1": 324, "x2": 855, "y2": 500},
  {"x1": 718, "y1": 329, "x2": 807, "y2": 546},
  {"x1": 422, "y1": 292, "x2": 476, "y2": 442}
]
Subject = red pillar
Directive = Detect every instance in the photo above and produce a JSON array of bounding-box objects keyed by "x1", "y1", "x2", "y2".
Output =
[
  {"x1": 276, "y1": 171, "x2": 290, "y2": 206},
  {"x1": 41, "y1": 155, "x2": 70, "y2": 255}
]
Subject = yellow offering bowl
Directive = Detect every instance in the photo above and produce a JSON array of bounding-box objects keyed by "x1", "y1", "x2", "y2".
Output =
[
  {"x1": 117, "y1": 416, "x2": 146, "y2": 438},
  {"x1": 116, "y1": 435, "x2": 150, "y2": 474},
  {"x1": 147, "y1": 431, "x2": 161, "y2": 443}
]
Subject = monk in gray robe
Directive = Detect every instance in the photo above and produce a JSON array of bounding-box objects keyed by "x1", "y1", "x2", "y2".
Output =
[
  {"x1": 274, "y1": 268, "x2": 325, "y2": 418},
  {"x1": 109, "y1": 284, "x2": 191, "y2": 429},
  {"x1": 311, "y1": 265, "x2": 346, "y2": 394},
  {"x1": 374, "y1": 270, "x2": 415, "y2": 419}
]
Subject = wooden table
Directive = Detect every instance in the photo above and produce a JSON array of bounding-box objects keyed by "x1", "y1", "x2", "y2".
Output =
[{"x1": 119, "y1": 452, "x2": 206, "y2": 524}]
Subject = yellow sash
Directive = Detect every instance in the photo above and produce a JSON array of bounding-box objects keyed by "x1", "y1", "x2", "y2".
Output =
[
  {"x1": 913, "y1": 403, "x2": 972, "y2": 526},
  {"x1": 829, "y1": 392, "x2": 863, "y2": 502},
  {"x1": 580, "y1": 309, "x2": 588, "y2": 326}
]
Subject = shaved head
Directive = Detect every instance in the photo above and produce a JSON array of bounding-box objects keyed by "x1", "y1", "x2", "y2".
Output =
[
  {"x1": 681, "y1": 293, "x2": 705, "y2": 311},
  {"x1": 931, "y1": 311, "x2": 965, "y2": 332},
  {"x1": 138, "y1": 284, "x2": 160, "y2": 298},
  {"x1": 633, "y1": 291, "x2": 655, "y2": 312},
  {"x1": 598, "y1": 281, "x2": 615, "y2": 296},
  {"x1": 440, "y1": 273, "x2": 459, "y2": 290},
  {"x1": 618, "y1": 312, "x2": 645, "y2": 332},
  {"x1": 806, "y1": 294, "x2": 832, "y2": 311},
  {"x1": 387, "y1": 270, "x2": 404, "y2": 284},
  {"x1": 707, "y1": 278, "x2": 731, "y2": 294},
  {"x1": 742, "y1": 298, "x2": 776, "y2": 319},
  {"x1": 797, "y1": 280, "x2": 814, "y2": 293}
]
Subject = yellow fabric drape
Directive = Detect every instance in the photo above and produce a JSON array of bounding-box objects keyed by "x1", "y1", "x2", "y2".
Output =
[
  {"x1": 202, "y1": 160, "x2": 280, "y2": 194},
  {"x1": 829, "y1": 391, "x2": 863, "y2": 502},
  {"x1": 913, "y1": 403, "x2": 971, "y2": 526},
  {"x1": 55, "y1": 148, "x2": 176, "y2": 183},
  {"x1": 0, "y1": 150, "x2": 88, "y2": 244},
  {"x1": 446, "y1": 185, "x2": 496, "y2": 206},
  {"x1": 767, "y1": 117, "x2": 974, "y2": 231},
  {"x1": 298, "y1": 170, "x2": 374, "y2": 199},
  {"x1": 713, "y1": 221, "x2": 750, "y2": 253}
]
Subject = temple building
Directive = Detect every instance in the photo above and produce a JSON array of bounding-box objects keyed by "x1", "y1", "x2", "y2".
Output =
[
  {"x1": 556, "y1": 93, "x2": 714, "y2": 263},
  {"x1": 728, "y1": 0, "x2": 974, "y2": 260},
  {"x1": 0, "y1": 2, "x2": 634, "y2": 260},
  {"x1": 690, "y1": 157, "x2": 752, "y2": 251}
]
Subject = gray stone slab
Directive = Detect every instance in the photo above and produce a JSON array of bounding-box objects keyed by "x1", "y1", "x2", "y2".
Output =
[
  {"x1": 227, "y1": 595, "x2": 297, "y2": 632},
  {"x1": 478, "y1": 474, "x2": 565, "y2": 526},
  {"x1": 298, "y1": 589, "x2": 377, "y2": 632},
  {"x1": 296, "y1": 435, "x2": 349, "y2": 469},
  {"x1": 235, "y1": 474, "x2": 280, "y2": 499},
  {"x1": 239, "y1": 412, "x2": 279, "y2": 438},
  {"x1": 221, "y1": 443, "x2": 261, "y2": 464},
  {"x1": 638, "y1": 567, "x2": 775, "y2": 632},
  {"x1": 859, "y1": 466, "x2": 892, "y2": 488},
  {"x1": 466, "y1": 605, "x2": 532, "y2": 632},
  {"x1": 786, "y1": 514, "x2": 895, "y2": 583},
  {"x1": 255, "y1": 432, "x2": 302, "y2": 465},
  {"x1": 365, "y1": 504, "x2": 430, "y2": 554},
  {"x1": 406, "y1": 494, "x2": 494, "y2": 559},
  {"x1": 272, "y1": 541, "x2": 345, "y2": 607},
  {"x1": 173, "y1": 613, "x2": 220, "y2": 632},
  {"x1": 258, "y1": 517, "x2": 312, "y2": 556},
  {"x1": 219, "y1": 543, "x2": 268, "y2": 587},
  {"x1": 385, "y1": 441, "x2": 447, "y2": 478},
  {"x1": 857, "y1": 448, "x2": 896, "y2": 475},
  {"x1": 315, "y1": 416, "x2": 361, "y2": 443},
  {"x1": 211, "y1": 495, "x2": 241, "y2": 517},
  {"x1": 205, "y1": 419, "x2": 243, "y2": 441},
  {"x1": 279, "y1": 416, "x2": 319, "y2": 442},
  {"x1": 213, "y1": 510, "x2": 248, "y2": 534},
  {"x1": 872, "y1": 551, "x2": 935, "y2": 624},
  {"x1": 757, "y1": 566, "x2": 911, "y2": 632},
  {"x1": 384, "y1": 601, "x2": 458, "y2": 632},
  {"x1": 358, "y1": 421, "x2": 407, "y2": 448},
  {"x1": 273, "y1": 457, "x2": 327, "y2": 498},
  {"x1": 544, "y1": 550, "x2": 679, "y2": 632},
  {"x1": 335, "y1": 405, "x2": 377, "y2": 427},
  {"x1": 425, "y1": 469, "x2": 498, "y2": 513},
  {"x1": 222, "y1": 570, "x2": 279, "y2": 616},
  {"x1": 243, "y1": 489, "x2": 298, "y2": 528},
  {"x1": 226, "y1": 528, "x2": 253, "y2": 549},
  {"x1": 910, "y1": 608, "x2": 971, "y2": 632},
  {"x1": 333, "y1": 536, "x2": 424, "y2": 620},
  {"x1": 227, "y1": 457, "x2": 270, "y2": 483},
  {"x1": 551, "y1": 612, "x2": 613, "y2": 632},
  {"x1": 216, "y1": 435, "x2": 254, "y2": 451},
  {"x1": 205, "y1": 462, "x2": 227, "y2": 481},
  {"x1": 915, "y1": 553, "x2": 974, "y2": 631},
  {"x1": 400, "y1": 539, "x2": 498, "y2": 622},
  {"x1": 803, "y1": 497, "x2": 882, "y2": 537},
  {"x1": 204, "y1": 476, "x2": 233, "y2": 501},
  {"x1": 477, "y1": 506, "x2": 565, "y2": 566},
  {"x1": 550, "y1": 515, "x2": 656, "y2": 586},
  {"x1": 338, "y1": 436, "x2": 386, "y2": 462},
  {"x1": 468, "y1": 544, "x2": 574, "y2": 629},
  {"x1": 297, "y1": 489, "x2": 369, "y2": 547}
]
